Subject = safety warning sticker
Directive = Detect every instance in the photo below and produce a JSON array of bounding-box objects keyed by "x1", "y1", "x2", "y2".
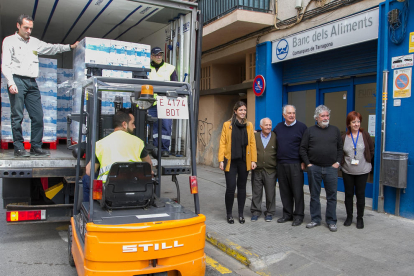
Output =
[{"x1": 393, "y1": 68, "x2": 412, "y2": 98}]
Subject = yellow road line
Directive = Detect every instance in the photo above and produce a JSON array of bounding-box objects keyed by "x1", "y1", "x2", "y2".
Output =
[
  {"x1": 206, "y1": 256, "x2": 232, "y2": 274},
  {"x1": 256, "y1": 272, "x2": 271, "y2": 276},
  {"x1": 56, "y1": 225, "x2": 69, "y2": 231}
]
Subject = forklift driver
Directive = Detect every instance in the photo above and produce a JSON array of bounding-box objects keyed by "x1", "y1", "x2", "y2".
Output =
[{"x1": 83, "y1": 109, "x2": 153, "y2": 202}]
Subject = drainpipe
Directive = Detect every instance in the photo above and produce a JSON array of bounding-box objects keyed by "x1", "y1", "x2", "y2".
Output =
[{"x1": 378, "y1": 0, "x2": 390, "y2": 213}]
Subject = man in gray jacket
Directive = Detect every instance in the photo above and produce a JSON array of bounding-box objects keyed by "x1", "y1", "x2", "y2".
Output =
[{"x1": 251, "y1": 118, "x2": 277, "y2": 222}]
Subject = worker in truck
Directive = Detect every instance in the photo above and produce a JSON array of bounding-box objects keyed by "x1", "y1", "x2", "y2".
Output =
[
  {"x1": 148, "y1": 46, "x2": 178, "y2": 157},
  {"x1": 1, "y1": 14, "x2": 79, "y2": 157},
  {"x1": 83, "y1": 109, "x2": 153, "y2": 201}
]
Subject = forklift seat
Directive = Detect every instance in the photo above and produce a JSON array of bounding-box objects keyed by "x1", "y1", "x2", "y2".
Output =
[{"x1": 102, "y1": 162, "x2": 153, "y2": 209}]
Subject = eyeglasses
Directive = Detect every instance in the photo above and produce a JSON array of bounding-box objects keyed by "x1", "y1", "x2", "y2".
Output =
[{"x1": 152, "y1": 53, "x2": 163, "y2": 57}]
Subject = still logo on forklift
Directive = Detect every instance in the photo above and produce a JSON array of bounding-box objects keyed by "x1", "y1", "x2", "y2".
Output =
[{"x1": 123, "y1": 241, "x2": 184, "y2": 252}]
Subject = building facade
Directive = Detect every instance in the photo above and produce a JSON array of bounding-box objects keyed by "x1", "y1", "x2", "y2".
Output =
[{"x1": 199, "y1": 0, "x2": 414, "y2": 218}]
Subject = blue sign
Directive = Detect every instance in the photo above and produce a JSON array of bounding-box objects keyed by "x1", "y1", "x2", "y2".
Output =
[
  {"x1": 276, "y1": 39, "x2": 289, "y2": 60},
  {"x1": 253, "y1": 75, "x2": 266, "y2": 96}
]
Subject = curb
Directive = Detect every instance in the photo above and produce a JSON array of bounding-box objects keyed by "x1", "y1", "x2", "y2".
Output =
[
  {"x1": 206, "y1": 231, "x2": 286, "y2": 272},
  {"x1": 205, "y1": 231, "x2": 257, "y2": 267}
]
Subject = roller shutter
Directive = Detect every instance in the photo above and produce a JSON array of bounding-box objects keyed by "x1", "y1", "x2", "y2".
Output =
[{"x1": 283, "y1": 40, "x2": 377, "y2": 84}]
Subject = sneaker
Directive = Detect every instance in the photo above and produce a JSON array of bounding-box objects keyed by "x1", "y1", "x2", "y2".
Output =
[
  {"x1": 14, "y1": 149, "x2": 30, "y2": 157},
  {"x1": 30, "y1": 147, "x2": 50, "y2": 156},
  {"x1": 251, "y1": 215, "x2": 259, "y2": 222},
  {"x1": 328, "y1": 224, "x2": 338, "y2": 232},
  {"x1": 161, "y1": 151, "x2": 169, "y2": 157},
  {"x1": 265, "y1": 215, "x2": 272, "y2": 222},
  {"x1": 306, "y1": 221, "x2": 321, "y2": 229}
]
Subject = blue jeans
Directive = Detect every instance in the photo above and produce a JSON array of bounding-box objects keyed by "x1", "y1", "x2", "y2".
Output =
[
  {"x1": 82, "y1": 175, "x2": 91, "y2": 202},
  {"x1": 307, "y1": 165, "x2": 338, "y2": 225},
  {"x1": 148, "y1": 106, "x2": 172, "y2": 152}
]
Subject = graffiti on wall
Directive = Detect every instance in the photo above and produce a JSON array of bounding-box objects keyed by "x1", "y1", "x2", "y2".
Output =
[{"x1": 198, "y1": 118, "x2": 213, "y2": 152}]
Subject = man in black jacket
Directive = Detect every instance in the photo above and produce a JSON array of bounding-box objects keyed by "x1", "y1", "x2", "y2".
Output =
[{"x1": 300, "y1": 105, "x2": 343, "y2": 232}]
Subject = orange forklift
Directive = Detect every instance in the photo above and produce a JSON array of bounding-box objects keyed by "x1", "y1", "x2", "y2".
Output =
[{"x1": 68, "y1": 74, "x2": 205, "y2": 275}]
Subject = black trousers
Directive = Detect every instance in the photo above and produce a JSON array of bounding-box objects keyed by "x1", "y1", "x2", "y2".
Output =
[
  {"x1": 9, "y1": 75, "x2": 44, "y2": 149},
  {"x1": 277, "y1": 163, "x2": 305, "y2": 220},
  {"x1": 342, "y1": 172, "x2": 368, "y2": 219},
  {"x1": 224, "y1": 158, "x2": 248, "y2": 217}
]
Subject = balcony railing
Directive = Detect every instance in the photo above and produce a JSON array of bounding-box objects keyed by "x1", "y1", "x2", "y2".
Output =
[{"x1": 198, "y1": 0, "x2": 272, "y2": 25}]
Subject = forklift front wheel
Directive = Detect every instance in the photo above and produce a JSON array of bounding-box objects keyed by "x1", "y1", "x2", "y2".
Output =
[{"x1": 68, "y1": 225, "x2": 75, "y2": 267}]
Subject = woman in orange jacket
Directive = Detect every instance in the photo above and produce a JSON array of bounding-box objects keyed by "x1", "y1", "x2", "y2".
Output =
[{"x1": 218, "y1": 101, "x2": 257, "y2": 224}]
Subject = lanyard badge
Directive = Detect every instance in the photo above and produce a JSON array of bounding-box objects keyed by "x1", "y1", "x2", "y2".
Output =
[{"x1": 350, "y1": 130, "x2": 360, "y2": 165}]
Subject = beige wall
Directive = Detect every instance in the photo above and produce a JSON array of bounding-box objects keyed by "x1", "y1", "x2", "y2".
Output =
[
  {"x1": 197, "y1": 95, "x2": 240, "y2": 167},
  {"x1": 246, "y1": 88, "x2": 256, "y2": 129},
  {"x1": 211, "y1": 64, "x2": 243, "y2": 89}
]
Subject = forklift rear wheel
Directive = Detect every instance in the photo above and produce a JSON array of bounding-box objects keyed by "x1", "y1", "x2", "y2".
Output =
[{"x1": 68, "y1": 225, "x2": 75, "y2": 267}]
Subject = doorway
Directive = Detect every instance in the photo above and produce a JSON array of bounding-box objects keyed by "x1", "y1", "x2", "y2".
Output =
[{"x1": 284, "y1": 76, "x2": 377, "y2": 197}]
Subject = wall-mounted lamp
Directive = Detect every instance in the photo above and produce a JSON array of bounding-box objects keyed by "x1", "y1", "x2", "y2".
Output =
[{"x1": 295, "y1": 0, "x2": 303, "y2": 10}]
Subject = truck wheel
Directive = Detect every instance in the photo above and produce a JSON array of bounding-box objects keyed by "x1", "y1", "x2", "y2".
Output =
[{"x1": 68, "y1": 225, "x2": 75, "y2": 267}]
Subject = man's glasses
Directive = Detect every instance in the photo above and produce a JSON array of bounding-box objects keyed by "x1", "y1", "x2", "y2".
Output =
[{"x1": 152, "y1": 53, "x2": 163, "y2": 57}]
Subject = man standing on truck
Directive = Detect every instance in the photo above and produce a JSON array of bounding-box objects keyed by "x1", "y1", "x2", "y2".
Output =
[
  {"x1": 148, "y1": 46, "x2": 178, "y2": 157},
  {"x1": 84, "y1": 109, "x2": 153, "y2": 201},
  {"x1": 1, "y1": 14, "x2": 79, "y2": 157}
]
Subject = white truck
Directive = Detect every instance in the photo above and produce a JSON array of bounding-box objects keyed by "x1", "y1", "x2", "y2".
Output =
[{"x1": 0, "y1": 0, "x2": 202, "y2": 224}]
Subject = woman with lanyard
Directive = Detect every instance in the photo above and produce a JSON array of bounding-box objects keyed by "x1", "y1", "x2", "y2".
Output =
[
  {"x1": 341, "y1": 111, "x2": 374, "y2": 229},
  {"x1": 218, "y1": 101, "x2": 257, "y2": 224}
]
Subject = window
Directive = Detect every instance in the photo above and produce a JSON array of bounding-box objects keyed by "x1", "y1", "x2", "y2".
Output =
[
  {"x1": 247, "y1": 52, "x2": 256, "y2": 80},
  {"x1": 288, "y1": 90, "x2": 316, "y2": 127},
  {"x1": 201, "y1": 66, "x2": 211, "y2": 91},
  {"x1": 355, "y1": 83, "x2": 376, "y2": 139}
]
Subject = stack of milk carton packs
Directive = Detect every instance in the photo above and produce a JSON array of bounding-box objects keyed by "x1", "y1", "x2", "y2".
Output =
[
  {"x1": 72, "y1": 37, "x2": 151, "y2": 142},
  {"x1": 37, "y1": 58, "x2": 58, "y2": 143},
  {"x1": 0, "y1": 59, "x2": 57, "y2": 145},
  {"x1": 1, "y1": 73, "x2": 12, "y2": 142},
  {"x1": 57, "y1": 69, "x2": 73, "y2": 139}
]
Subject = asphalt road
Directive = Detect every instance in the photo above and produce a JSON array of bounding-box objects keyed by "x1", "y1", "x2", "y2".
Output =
[{"x1": 0, "y1": 180, "x2": 255, "y2": 276}]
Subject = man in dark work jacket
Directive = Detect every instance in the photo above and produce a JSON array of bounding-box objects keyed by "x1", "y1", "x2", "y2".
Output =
[
  {"x1": 251, "y1": 118, "x2": 277, "y2": 222},
  {"x1": 300, "y1": 105, "x2": 343, "y2": 232}
]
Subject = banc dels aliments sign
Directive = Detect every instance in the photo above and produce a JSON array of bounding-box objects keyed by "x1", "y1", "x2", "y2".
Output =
[{"x1": 272, "y1": 8, "x2": 379, "y2": 63}]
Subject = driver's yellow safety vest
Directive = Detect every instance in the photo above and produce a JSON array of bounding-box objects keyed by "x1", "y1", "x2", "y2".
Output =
[{"x1": 96, "y1": 130, "x2": 144, "y2": 183}]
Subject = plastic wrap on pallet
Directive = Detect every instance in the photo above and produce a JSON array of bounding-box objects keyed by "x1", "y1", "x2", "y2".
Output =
[
  {"x1": 37, "y1": 58, "x2": 58, "y2": 143},
  {"x1": 57, "y1": 69, "x2": 73, "y2": 138},
  {"x1": 1, "y1": 73, "x2": 12, "y2": 141},
  {"x1": 72, "y1": 37, "x2": 150, "y2": 143},
  {"x1": 101, "y1": 91, "x2": 132, "y2": 114}
]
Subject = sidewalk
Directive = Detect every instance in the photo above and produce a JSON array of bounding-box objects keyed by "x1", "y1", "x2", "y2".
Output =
[{"x1": 167, "y1": 165, "x2": 414, "y2": 276}]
